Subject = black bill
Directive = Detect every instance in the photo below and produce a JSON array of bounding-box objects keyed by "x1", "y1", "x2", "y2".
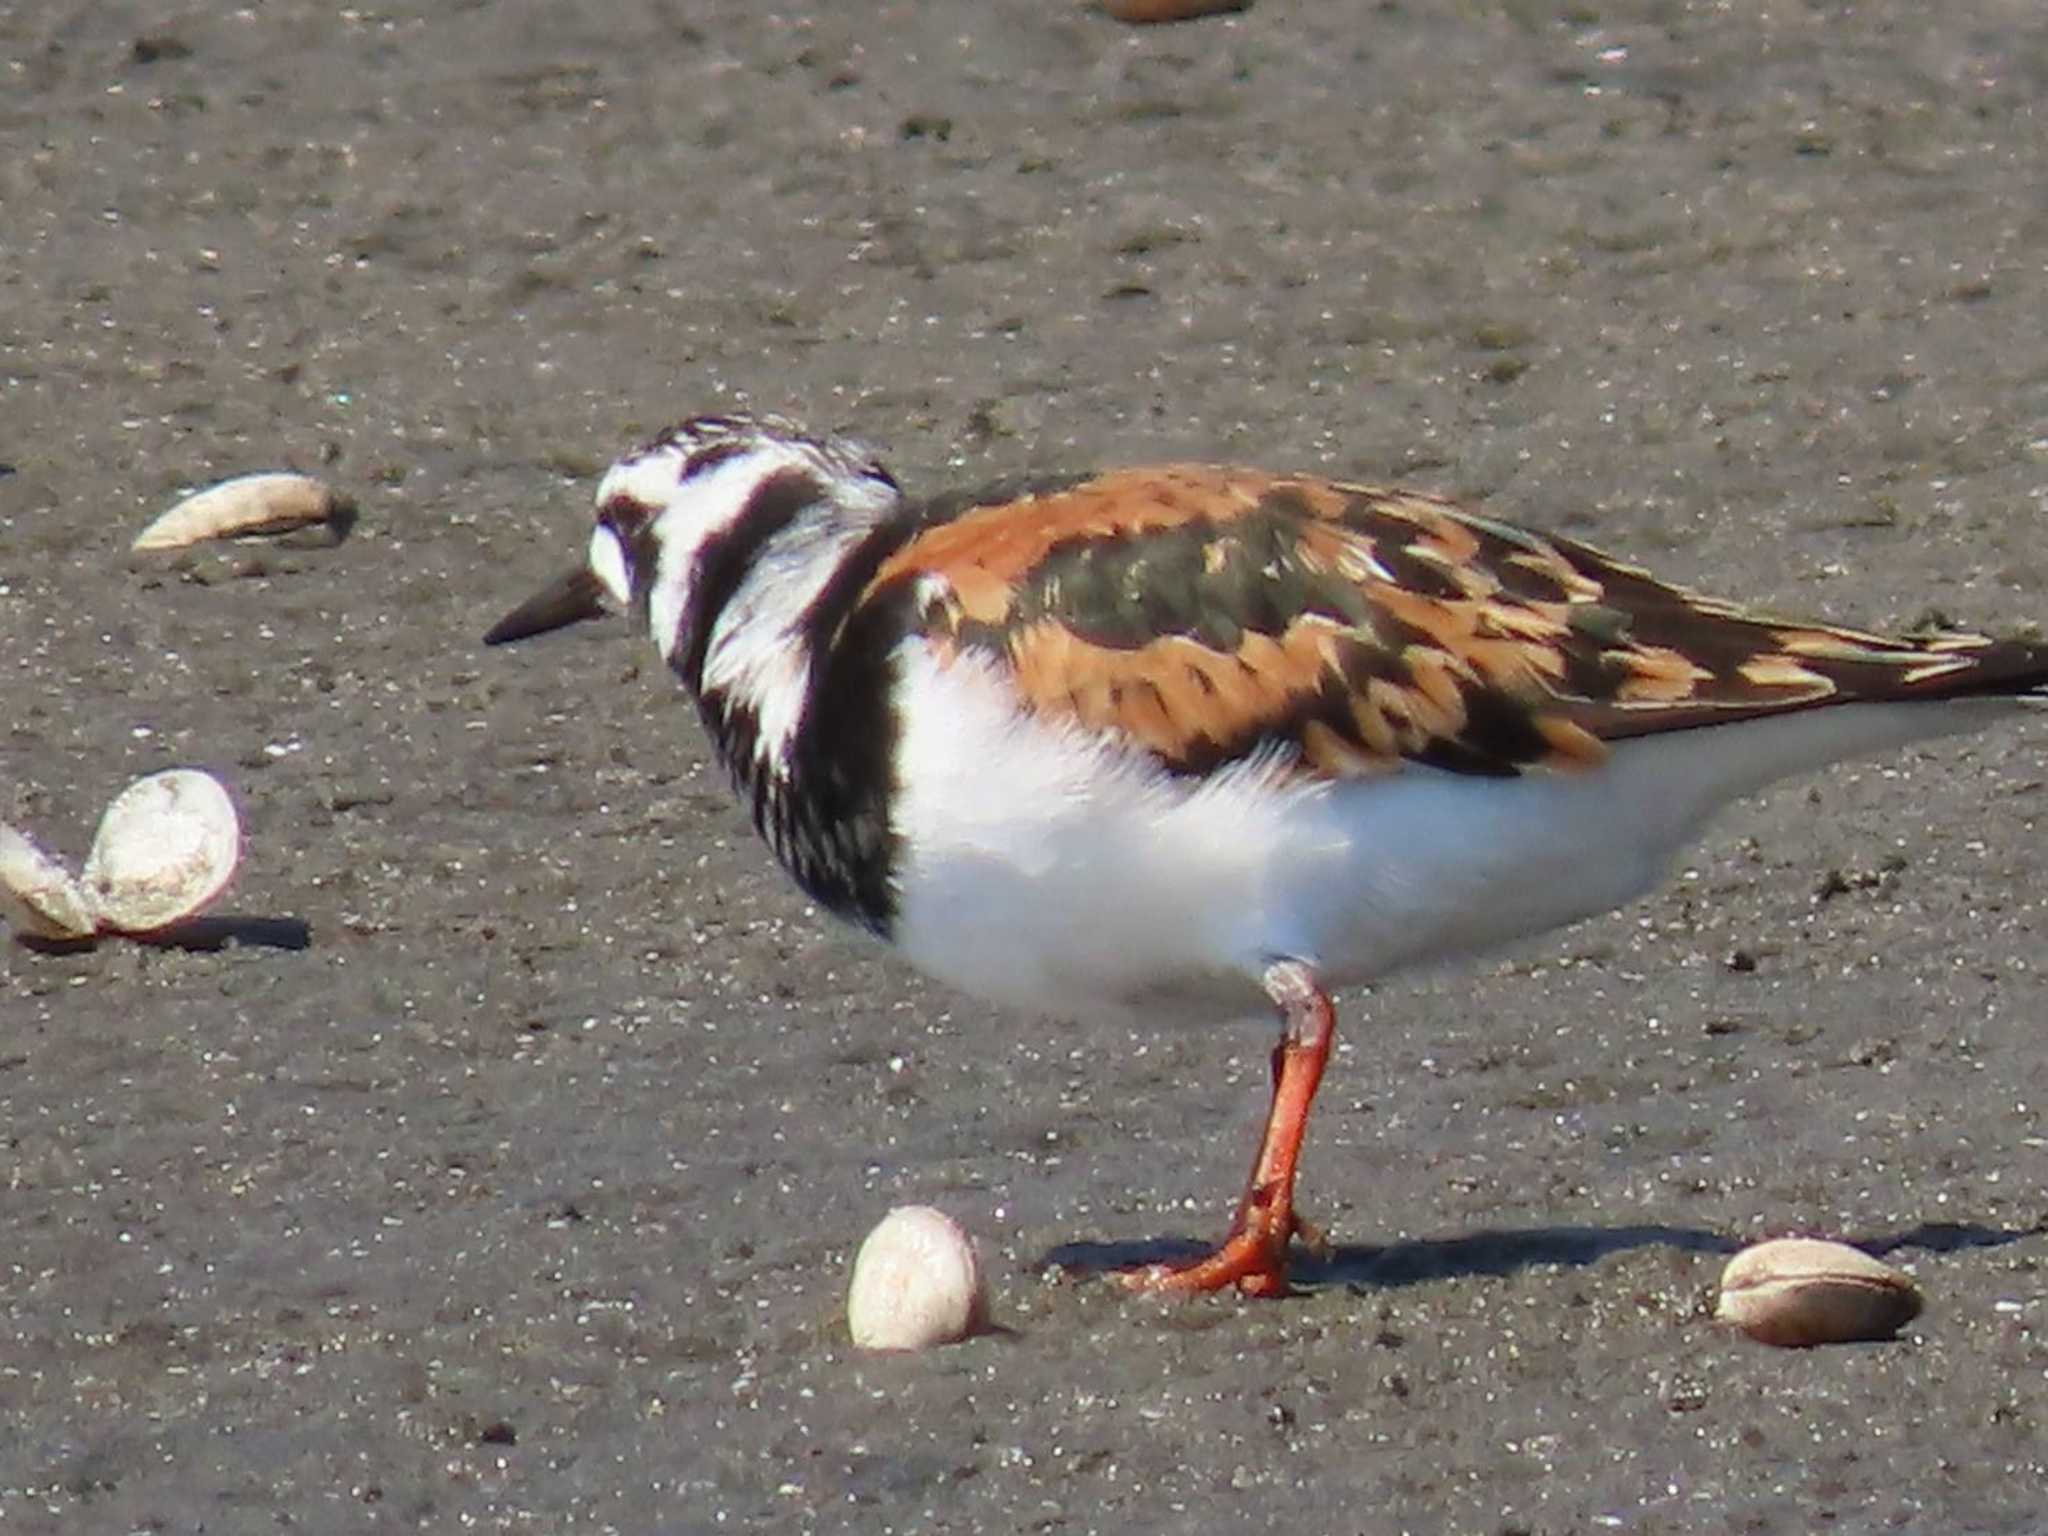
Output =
[{"x1": 483, "y1": 565, "x2": 609, "y2": 646}]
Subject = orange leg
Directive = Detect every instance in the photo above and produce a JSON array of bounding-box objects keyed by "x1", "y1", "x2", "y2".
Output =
[{"x1": 1121, "y1": 960, "x2": 1335, "y2": 1298}]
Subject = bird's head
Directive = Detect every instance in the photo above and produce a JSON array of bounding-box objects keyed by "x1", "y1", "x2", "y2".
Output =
[{"x1": 483, "y1": 413, "x2": 899, "y2": 673}]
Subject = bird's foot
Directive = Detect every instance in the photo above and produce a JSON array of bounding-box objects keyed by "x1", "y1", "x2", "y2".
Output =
[{"x1": 1117, "y1": 1209, "x2": 1327, "y2": 1298}]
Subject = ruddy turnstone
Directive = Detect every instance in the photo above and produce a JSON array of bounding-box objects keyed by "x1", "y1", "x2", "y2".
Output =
[{"x1": 487, "y1": 412, "x2": 2048, "y2": 1298}]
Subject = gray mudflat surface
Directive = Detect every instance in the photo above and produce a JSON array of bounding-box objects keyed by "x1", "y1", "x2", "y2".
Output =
[{"x1": 6, "y1": 3, "x2": 2048, "y2": 1531}]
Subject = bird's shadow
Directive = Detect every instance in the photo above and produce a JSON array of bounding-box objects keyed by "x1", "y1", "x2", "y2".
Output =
[
  {"x1": 16, "y1": 913, "x2": 310, "y2": 954},
  {"x1": 1048, "y1": 1216, "x2": 2046, "y2": 1291}
]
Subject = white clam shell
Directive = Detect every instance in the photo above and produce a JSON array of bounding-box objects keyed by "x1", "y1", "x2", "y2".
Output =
[
  {"x1": 0, "y1": 824, "x2": 96, "y2": 940},
  {"x1": 132, "y1": 471, "x2": 337, "y2": 551},
  {"x1": 1715, "y1": 1237, "x2": 1923, "y2": 1348},
  {"x1": 79, "y1": 770, "x2": 241, "y2": 934},
  {"x1": 847, "y1": 1206, "x2": 990, "y2": 1351}
]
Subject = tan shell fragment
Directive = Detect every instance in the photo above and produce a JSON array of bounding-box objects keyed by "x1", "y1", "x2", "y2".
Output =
[
  {"x1": 1716, "y1": 1237, "x2": 1923, "y2": 1348},
  {"x1": 847, "y1": 1206, "x2": 991, "y2": 1352},
  {"x1": 0, "y1": 824, "x2": 96, "y2": 940},
  {"x1": 132, "y1": 472, "x2": 336, "y2": 551},
  {"x1": 80, "y1": 770, "x2": 241, "y2": 934}
]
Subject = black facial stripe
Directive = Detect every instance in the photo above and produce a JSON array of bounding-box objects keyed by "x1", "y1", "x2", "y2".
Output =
[
  {"x1": 681, "y1": 440, "x2": 748, "y2": 479},
  {"x1": 670, "y1": 467, "x2": 821, "y2": 692}
]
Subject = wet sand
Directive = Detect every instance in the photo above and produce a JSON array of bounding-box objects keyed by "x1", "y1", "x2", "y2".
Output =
[{"x1": 5, "y1": 3, "x2": 2048, "y2": 1531}]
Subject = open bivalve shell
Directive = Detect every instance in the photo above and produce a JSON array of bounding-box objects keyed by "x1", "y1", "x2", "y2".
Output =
[
  {"x1": 0, "y1": 824, "x2": 97, "y2": 940},
  {"x1": 847, "y1": 1206, "x2": 990, "y2": 1352},
  {"x1": 132, "y1": 472, "x2": 337, "y2": 551},
  {"x1": 79, "y1": 770, "x2": 241, "y2": 934},
  {"x1": 1716, "y1": 1237, "x2": 1923, "y2": 1348}
]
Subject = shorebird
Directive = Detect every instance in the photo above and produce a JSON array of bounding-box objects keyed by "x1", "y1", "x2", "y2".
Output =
[{"x1": 487, "y1": 412, "x2": 2048, "y2": 1297}]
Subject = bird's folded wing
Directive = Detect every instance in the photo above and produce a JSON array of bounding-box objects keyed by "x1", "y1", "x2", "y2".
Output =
[{"x1": 859, "y1": 466, "x2": 2031, "y2": 780}]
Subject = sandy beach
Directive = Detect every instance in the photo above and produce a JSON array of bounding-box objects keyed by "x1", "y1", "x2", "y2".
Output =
[{"x1": 5, "y1": 3, "x2": 2048, "y2": 1530}]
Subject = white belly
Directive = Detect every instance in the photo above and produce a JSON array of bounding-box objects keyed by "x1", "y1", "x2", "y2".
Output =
[{"x1": 887, "y1": 645, "x2": 2018, "y2": 1026}]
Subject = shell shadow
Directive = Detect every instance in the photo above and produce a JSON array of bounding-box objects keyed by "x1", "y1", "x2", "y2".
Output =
[
  {"x1": 14, "y1": 914, "x2": 309, "y2": 954},
  {"x1": 130, "y1": 913, "x2": 311, "y2": 951},
  {"x1": 1863, "y1": 1219, "x2": 2048, "y2": 1258}
]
